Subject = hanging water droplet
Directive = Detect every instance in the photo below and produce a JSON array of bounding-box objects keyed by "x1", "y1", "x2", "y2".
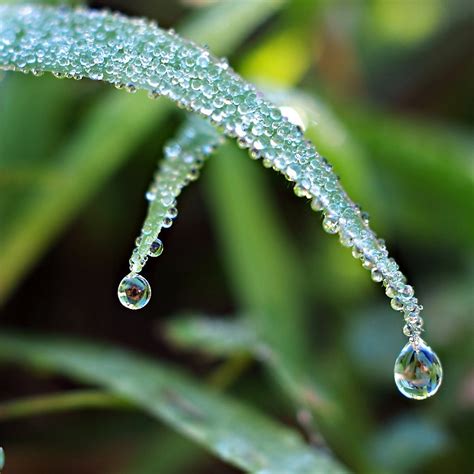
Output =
[
  {"x1": 148, "y1": 238, "x2": 163, "y2": 257},
  {"x1": 118, "y1": 273, "x2": 151, "y2": 310},
  {"x1": 322, "y1": 215, "x2": 339, "y2": 234},
  {"x1": 391, "y1": 297, "x2": 404, "y2": 311},
  {"x1": 162, "y1": 217, "x2": 173, "y2": 228},
  {"x1": 311, "y1": 197, "x2": 323, "y2": 212},
  {"x1": 371, "y1": 268, "x2": 383, "y2": 282},
  {"x1": 167, "y1": 207, "x2": 178, "y2": 219},
  {"x1": 352, "y1": 245, "x2": 363, "y2": 259},
  {"x1": 394, "y1": 340, "x2": 442, "y2": 400},
  {"x1": 145, "y1": 189, "x2": 156, "y2": 201},
  {"x1": 148, "y1": 89, "x2": 160, "y2": 99},
  {"x1": 339, "y1": 231, "x2": 353, "y2": 248}
]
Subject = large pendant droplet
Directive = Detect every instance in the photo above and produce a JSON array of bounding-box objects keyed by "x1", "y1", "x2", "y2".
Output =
[
  {"x1": 118, "y1": 273, "x2": 151, "y2": 310},
  {"x1": 394, "y1": 340, "x2": 442, "y2": 400}
]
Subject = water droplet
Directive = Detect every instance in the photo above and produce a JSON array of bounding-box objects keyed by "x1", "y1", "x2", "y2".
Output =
[
  {"x1": 322, "y1": 215, "x2": 339, "y2": 234},
  {"x1": 118, "y1": 273, "x2": 151, "y2": 310},
  {"x1": 162, "y1": 217, "x2": 173, "y2": 228},
  {"x1": 371, "y1": 268, "x2": 383, "y2": 282},
  {"x1": 391, "y1": 297, "x2": 403, "y2": 311},
  {"x1": 310, "y1": 197, "x2": 323, "y2": 212},
  {"x1": 148, "y1": 238, "x2": 163, "y2": 257},
  {"x1": 148, "y1": 89, "x2": 160, "y2": 99},
  {"x1": 394, "y1": 341, "x2": 442, "y2": 400},
  {"x1": 352, "y1": 245, "x2": 363, "y2": 258},
  {"x1": 146, "y1": 189, "x2": 156, "y2": 201},
  {"x1": 167, "y1": 207, "x2": 178, "y2": 219},
  {"x1": 361, "y1": 211, "x2": 370, "y2": 225}
]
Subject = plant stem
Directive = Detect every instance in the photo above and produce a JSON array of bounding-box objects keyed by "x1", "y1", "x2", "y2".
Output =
[{"x1": 0, "y1": 390, "x2": 132, "y2": 421}]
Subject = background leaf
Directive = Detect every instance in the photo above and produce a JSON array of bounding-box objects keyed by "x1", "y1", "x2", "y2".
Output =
[{"x1": 0, "y1": 331, "x2": 348, "y2": 474}]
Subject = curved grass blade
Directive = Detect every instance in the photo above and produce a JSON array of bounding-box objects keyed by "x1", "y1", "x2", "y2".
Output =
[
  {"x1": 0, "y1": 0, "x2": 282, "y2": 303},
  {"x1": 126, "y1": 116, "x2": 223, "y2": 275},
  {"x1": 0, "y1": 2, "x2": 434, "y2": 455},
  {"x1": 0, "y1": 5, "x2": 428, "y2": 341},
  {"x1": 0, "y1": 331, "x2": 348, "y2": 474}
]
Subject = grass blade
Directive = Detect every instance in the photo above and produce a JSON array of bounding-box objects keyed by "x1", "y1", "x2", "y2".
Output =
[{"x1": 0, "y1": 331, "x2": 348, "y2": 474}]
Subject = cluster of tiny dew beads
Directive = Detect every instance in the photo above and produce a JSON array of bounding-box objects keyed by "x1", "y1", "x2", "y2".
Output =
[
  {"x1": 0, "y1": 5, "x2": 424, "y2": 346},
  {"x1": 129, "y1": 117, "x2": 223, "y2": 274}
]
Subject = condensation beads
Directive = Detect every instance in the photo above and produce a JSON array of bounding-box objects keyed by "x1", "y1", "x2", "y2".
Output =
[{"x1": 119, "y1": 117, "x2": 222, "y2": 307}]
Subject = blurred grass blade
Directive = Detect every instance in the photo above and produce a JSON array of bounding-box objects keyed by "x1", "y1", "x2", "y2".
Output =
[
  {"x1": 338, "y1": 106, "x2": 474, "y2": 245},
  {"x1": 166, "y1": 314, "x2": 337, "y2": 412},
  {"x1": 0, "y1": 331, "x2": 348, "y2": 474},
  {"x1": 0, "y1": 0, "x2": 283, "y2": 303},
  {"x1": 205, "y1": 143, "x2": 309, "y2": 369},
  {"x1": 369, "y1": 415, "x2": 451, "y2": 472},
  {"x1": 121, "y1": 431, "x2": 206, "y2": 474},
  {"x1": 205, "y1": 146, "x2": 372, "y2": 471},
  {"x1": 181, "y1": 0, "x2": 283, "y2": 50},
  {"x1": 0, "y1": 390, "x2": 131, "y2": 421},
  {"x1": 167, "y1": 315, "x2": 259, "y2": 356}
]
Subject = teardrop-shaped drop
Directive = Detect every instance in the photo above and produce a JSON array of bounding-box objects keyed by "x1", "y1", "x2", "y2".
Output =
[{"x1": 394, "y1": 340, "x2": 442, "y2": 400}]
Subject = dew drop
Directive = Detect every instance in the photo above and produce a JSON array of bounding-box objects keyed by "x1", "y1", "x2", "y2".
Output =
[
  {"x1": 162, "y1": 217, "x2": 173, "y2": 228},
  {"x1": 148, "y1": 238, "x2": 163, "y2": 257},
  {"x1": 322, "y1": 215, "x2": 339, "y2": 234},
  {"x1": 118, "y1": 273, "x2": 151, "y2": 310},
  {"x1": 391, "y1": 297, "x2": 403, "y2": 311},
  {"x1": 145, "y1": 189, "x2": 156, "y2": 201},
  {"x1": 311, "y1": 198, "x2": 323, "y2": 212},
  {"x1": 394, "y1": 340, "x2": 442, "y2": 400},
  {"x1": 371, "y1": 268, "x2": 383, "y2": 282}
]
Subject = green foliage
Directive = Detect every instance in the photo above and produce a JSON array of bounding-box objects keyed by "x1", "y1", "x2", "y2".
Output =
[
  {"x1": 0, "y1": 0, "x2": 472, "y2": 473},
  {"x1": 0, "y1": 331, "x2": 347, "y2": 474}
]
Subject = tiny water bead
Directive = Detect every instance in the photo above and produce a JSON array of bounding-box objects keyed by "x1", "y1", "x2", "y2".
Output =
[
  {"x1": 394, "y1": 340, "x2": 443, "y2": 400},
  {"x1": 118, "y1": 273, "x2": 151, "y2": 310},
  {"x1": 148, "y1": 238, "x2": 163, "y2": 257}
]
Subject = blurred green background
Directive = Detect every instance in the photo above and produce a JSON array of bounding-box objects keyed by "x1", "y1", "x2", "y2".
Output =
[{"x1": 0, "y1": 0, "x2": 473, "y2": 473}]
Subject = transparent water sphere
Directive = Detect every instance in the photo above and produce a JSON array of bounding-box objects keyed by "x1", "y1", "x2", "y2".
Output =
[
  {"x1": 394, "y1": 340, "x2": 442, "y2": 400},
  {"x1": 148, "y1": 238, "x2": 163, "y2": 257},
  {"x1": 118, "y1": 273, "x2": 151, "y2": 310}
]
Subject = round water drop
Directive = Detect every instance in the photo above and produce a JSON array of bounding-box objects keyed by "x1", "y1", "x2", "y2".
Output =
[
  {"x1": 394, "y1": 340, "x2": 442, "y2": 400},
  {"x1": 322, "y1": 215, "x2": 339, "y2": 234},
  {"x1": 118, "y1": 273, "x2": 151, "y2": 310},
  {"x1": 148, "y1": 238, "x2": 163, "y2": 257}
]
